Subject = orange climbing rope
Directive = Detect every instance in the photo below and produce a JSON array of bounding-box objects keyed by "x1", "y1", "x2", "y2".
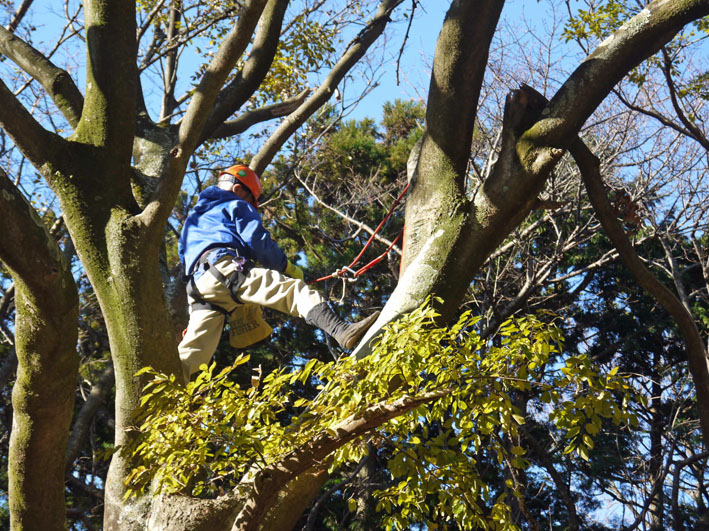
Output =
[{"x1": 311, "y1": 182, "x2": 410, "y2": 284}]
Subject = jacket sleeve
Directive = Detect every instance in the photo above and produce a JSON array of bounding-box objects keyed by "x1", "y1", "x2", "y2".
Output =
[{"x1": 231, "y1": 201, "x2": 288, "y2": 272}]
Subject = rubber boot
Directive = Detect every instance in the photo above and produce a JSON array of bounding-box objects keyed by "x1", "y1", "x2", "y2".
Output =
[{"x1": 305, "y1": 303, "x2": 380, "y2": 350}]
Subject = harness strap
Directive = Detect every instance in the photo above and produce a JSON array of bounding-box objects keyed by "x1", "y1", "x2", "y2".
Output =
[
  {"x1": 187, "y1": 278, "x2": 231, "y2": 316},
  {"x1": 187, "y1": 249, "x2": 251, "y2": 314},
  {"x1": 206, "y1": 262, "x2": 247, "y2": 303}
]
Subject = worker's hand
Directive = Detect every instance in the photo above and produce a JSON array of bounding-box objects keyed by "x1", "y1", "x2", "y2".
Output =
[{"x1": 285, "y1": 260, "x2": 305, "y2": 280}]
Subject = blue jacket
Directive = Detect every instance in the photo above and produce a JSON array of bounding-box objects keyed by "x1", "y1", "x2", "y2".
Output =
[{"x1": 179, "y1": 186, "x2": 287, "y2": 277}]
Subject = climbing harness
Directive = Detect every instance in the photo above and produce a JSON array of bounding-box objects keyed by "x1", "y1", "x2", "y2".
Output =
[
  {"x1": 187, "y1": 249, "x2": 249, "y2": 315},
  {"x1": 185, "y1": 249, "x2": 273, "y2": 347},
  {"x1": 311, "y1": 182, "x2": 410, "y2": 284}
]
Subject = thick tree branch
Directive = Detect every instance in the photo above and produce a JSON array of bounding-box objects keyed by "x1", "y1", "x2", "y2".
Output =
[
  {"x1": 5, "y1": 0, "x2": 34, "y2": 32},
  {"x1": 176, "y1": 0, "x2": 268, "y2": 150},
  {"x1": 231, "y1": 388, "x2": 448, "y2": 530},
  {"x1": 0, "y1": 167, "x2": 78, "y2": 530},
  {"x1": 208, "y1": 88, "x2": 310, "y2": 140},
  {"x1": 201, "y1": 0, "x2": 290, "y2": 142},
  {"x1": 140, "y1": 0, "x2": 268, "y2": 231},
  {"x1": 250, "y1": 0, "x2": 405, "y2": 174},
  {"x1": 539, "y1": 0, "x2": 709, "y2": 147},
  {"x1": 0, "y1": 170, "x2": 69, "y2": 291},
  {"x1": 144, "y1": 390, "x2": 430, "y2": 531},
  {"x1": 0, "y1": 79, "x2": 61, "y2": 169},
  {"x1": 0, "y1": 26, "x2": 83, "y2": 128},
  {"x1": 259, "y1": 464, "x2": 330, "y2": 531},
  {"x1": 74, "y1": 0, "x2": 137, "y2": 163},
  {"x1": 569, "y1": 136, "x2": 709, "y2": 446},
  {"x1": 377, "y1": 0, "x2": 709, "y2": 340},
  {"x1": 424, "y1": 0, "x2": 504, "y2": 180},
  {"x1": 400, "y1": 0, "x2": 505, "y2": 271}
]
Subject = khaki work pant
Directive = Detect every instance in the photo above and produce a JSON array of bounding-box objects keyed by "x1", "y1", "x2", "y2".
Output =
[{"x1": 178, "y1": 256, "x2": 325, "y2": 377}]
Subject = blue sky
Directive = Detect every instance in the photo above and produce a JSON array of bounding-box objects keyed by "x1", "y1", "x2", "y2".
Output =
[{"x1": 348, "y1": 0, "x2": 553, "y2": 122}]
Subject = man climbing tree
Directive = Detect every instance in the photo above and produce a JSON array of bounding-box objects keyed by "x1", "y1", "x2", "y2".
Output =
[
  {"x1": 178, "y1": 163, "x2": 379, "y2": 378},
  {"x1": 0, "y1": 0, "x2": 708, "y2": 529}
]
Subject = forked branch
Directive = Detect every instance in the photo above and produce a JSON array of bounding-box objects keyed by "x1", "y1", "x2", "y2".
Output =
[{"x1": 250, "y1": 0, "x2": 406, "y2": 174}]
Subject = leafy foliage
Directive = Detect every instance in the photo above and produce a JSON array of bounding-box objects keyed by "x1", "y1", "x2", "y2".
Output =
[
  {"x1": 124, "y1": 301, "x2": 638, "y2": 529},
  {"x1": 562, "y1": 0, "x2": 633, "y2": 43}
]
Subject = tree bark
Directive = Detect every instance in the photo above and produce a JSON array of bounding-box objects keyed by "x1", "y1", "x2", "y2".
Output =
[
  {"x1": 0, "y1": 26, "x2": 83, "y2": 127},
  {"x1": 354, "y1": 0, "x2": 709, "y2": 357},
  {"x1": 2, "y1": 0, "x2": 709, "y2": 527},
  {"x1": 201, "y1": 0, "x2": 290, "y2": 142},
  {"x1": 0, "y1": 168, "x2": 78, "y2": 531}
]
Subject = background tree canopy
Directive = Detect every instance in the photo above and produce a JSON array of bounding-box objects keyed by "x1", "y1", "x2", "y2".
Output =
[{"x1": 0, "y1": 0, "x2": 708, "y2": 529}]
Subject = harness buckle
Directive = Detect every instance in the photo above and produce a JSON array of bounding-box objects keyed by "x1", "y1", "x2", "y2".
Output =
[{"x1": 231, "y1": 255, "x2": 247, "y2": 272}]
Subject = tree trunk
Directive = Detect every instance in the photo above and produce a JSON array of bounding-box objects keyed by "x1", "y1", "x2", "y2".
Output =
[{"x1": 0, "y1": 169, "x2": 79, "y2": 531}]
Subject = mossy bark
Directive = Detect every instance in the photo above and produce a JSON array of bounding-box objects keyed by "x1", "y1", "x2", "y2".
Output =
[
  {"x1": 356, "y1": 0, "x2": 709, "y2": 360},
  {"x1": 0, "y1": 169, "x2": 78, "y2": 531},
  {"x1": 9, "y1": 283, "x2": 78, "y2": 531},
  {"x1": 3, "y1": 0, "x2": 709, "y2": 528}
]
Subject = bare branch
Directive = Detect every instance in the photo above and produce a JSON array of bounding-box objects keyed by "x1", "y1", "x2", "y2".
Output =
[
  {"x1": 293, "y1": 169, "x2": 402, "y2": 255},
  {"x1": 5, "y1": 0, "x2": 35, "y2": 33},
  {"x1": 159, "y1": 1, "x2": 182, "y2": 122},
  {"x1": 136, "y1": 0, "x2": 169, "y2": 44},
  {"x1": 65, "y1": 363, "x2": 115, "y2": 474},
  {"x1": 208, "y1": 89, "x2": 310, "y2": 140},
  {"x1": 672, "y1": 450, "x2": 709, "y2": 530},
  {"x1": 659, "y1": 46, "x2": 709, "y2": 149},
  {"x1": 521, "y1": 424, "x2": 580, "y2": 530},
  {"x1": 251, "y1": 0, "x2": 406, "y2": 174},
  {"x1": 201, "y1": 0, "x2": 290, "y2": 142},
  {"x1": 138, "y1": 7, "x2": 237, "y2": 73}
]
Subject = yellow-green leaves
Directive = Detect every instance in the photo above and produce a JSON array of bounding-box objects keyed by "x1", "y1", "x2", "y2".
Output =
[
  {"x1": 122, "y1": 300, "x2": 640, "y2": 528},
  {"x1": 550, "y1": 354, "x2": 638, "y2": 461},
  {"x1": 562, "y1": 0, "x2": 634, "y2": 43},
  {"x1": 257, "y1": 17, "x2": 337, "y2": 104}
]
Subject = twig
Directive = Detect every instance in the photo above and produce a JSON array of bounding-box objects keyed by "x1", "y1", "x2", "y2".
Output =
[{"x1": 303, "y1": 458, "x2": 368, "y2": 531}]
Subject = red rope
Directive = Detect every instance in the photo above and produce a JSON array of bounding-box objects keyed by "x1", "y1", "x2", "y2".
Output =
[{"x1": 311, "y1": 182, "x2": 410, "y2": 283}]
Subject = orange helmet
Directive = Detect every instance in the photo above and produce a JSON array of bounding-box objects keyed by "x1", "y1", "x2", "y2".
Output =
[{"x1": 218, "y1": 164, "x2": 262, "y2": 207}]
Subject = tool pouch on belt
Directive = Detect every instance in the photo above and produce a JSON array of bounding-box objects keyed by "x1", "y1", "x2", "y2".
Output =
[{"x1": 228, "y1": 303, "x2": 273, "y2": 348}]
